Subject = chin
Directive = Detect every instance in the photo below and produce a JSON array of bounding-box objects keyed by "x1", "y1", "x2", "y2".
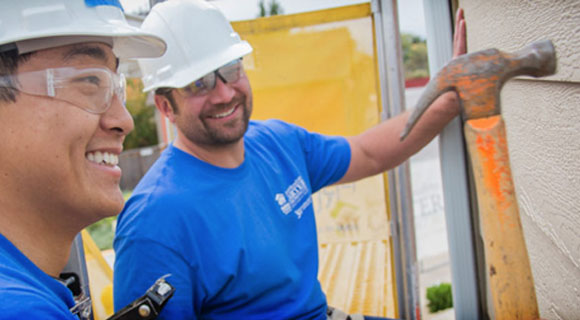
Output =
[
  {"x1": 92, "y1": 193, "x2": 125, "y2": 220},
  {"x1": 105, "y1": 198, "x2": 125, "y2": 217}
]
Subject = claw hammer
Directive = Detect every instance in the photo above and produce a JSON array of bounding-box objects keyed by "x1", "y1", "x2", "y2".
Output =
[{"x1": 401, "y1": 40, "x2": 556, "y2": 319}]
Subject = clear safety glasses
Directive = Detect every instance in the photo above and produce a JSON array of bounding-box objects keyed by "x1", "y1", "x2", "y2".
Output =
[
  {"x1": 175, "y1": 59, "x2": 243, "y2": 97},
  {"x1": 1, "y1": 67, "x2": 126, "y2": 114}
]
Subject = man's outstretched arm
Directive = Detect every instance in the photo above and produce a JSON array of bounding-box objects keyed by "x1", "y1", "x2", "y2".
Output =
[{"x1": 338, "y1": 9, "x2": 466, "y2": 184}]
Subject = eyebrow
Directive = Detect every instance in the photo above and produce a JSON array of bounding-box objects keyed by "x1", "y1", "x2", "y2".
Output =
[{"x1": 62, "y1": 44, "x2": 120, "y2": 70}]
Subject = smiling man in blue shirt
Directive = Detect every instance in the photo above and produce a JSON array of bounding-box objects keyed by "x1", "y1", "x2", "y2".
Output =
[
  {"x1": 0, "y1": 1, "x2": 165, "y2": 318},
  {"x1": 114, "y1": 1, "x2": 465, "y2": 319}
]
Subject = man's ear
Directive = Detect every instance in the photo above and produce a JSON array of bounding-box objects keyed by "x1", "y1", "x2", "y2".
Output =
[{"x1": 154, "y1": 94, "x2": 176, "y2": 123}]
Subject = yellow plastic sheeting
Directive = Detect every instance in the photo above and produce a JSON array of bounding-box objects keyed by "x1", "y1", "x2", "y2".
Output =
[
  {"x1": 81, "y1": 230, "x2": 114, "y2": 320},
  {"x1": 239, "y1": 19, "x2": 378, "y2": 136},
  {"x1": 234, "y1": 4, "x2": 396, "y2": 318},
  {"x1": 319, "y1": 240, "x2": 394, "y2": 316}
]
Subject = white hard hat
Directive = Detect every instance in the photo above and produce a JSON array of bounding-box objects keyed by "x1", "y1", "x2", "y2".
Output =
[
  {"x1": 138, "y1": 0, "x2": 253, "y2": 92},
  {"x1": 0, "y1": 0, "x2": 166, "y2": 59}
]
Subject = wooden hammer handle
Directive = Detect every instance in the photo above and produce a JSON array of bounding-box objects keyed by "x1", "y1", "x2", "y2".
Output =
[{"x1": 464, "y1": 115, "x2": 538, "y2": 319}]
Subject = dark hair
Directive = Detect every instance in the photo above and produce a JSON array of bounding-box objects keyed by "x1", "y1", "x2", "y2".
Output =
[
  {"x1": 0, "y1": 49, "x2": 33, "y2": 103},
  {"x1": 155, "y1": 87, "x2": 179, "y2": 114}
]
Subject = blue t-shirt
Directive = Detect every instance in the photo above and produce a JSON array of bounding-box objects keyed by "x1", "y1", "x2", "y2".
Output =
[
  {"x1": 0, "y1": 234, "x2": 78, "y2": 319},
  {"x1": 114, "y1": 120, "x2": 351, "y2": 319}
]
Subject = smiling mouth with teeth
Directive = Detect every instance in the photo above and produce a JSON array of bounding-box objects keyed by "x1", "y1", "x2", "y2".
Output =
[
  {"x1": 211, "y1": 105, "x2": 237, "y2": 119},
  {"x1": 86, "y1": 151, "x2": 119, "y2": 167}
]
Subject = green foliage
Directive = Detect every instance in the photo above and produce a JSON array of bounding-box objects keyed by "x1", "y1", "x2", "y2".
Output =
[
  {"x1": 268, "y1": 0, "x2": 283, "y2": 16},
  {"x1": 426, "y1": 282, "x2": 453, "y2": 313},
  {"x1": 258, "y1": 0, "x2": 266, "y2": 17},
  {"x1": 123, "y1": 79, "x2": 158, "y2": 150},
  {"x1": 257, "y1": 0, "x2": 283, "y2": 17},
  {"x1": 401, "y1": 33, "x2": 429, "y2": 80},
  {"x1": 86, "y1": 217, "x2": 116, "y2": 251}
]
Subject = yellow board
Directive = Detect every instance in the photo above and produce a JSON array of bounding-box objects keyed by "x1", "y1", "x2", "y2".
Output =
[
  {"x1": 234, "y1": 4, "x2": 396, "y2": 317},
  {"x1": 81, "y1": 230, "x2": 114, "y2": 320}
]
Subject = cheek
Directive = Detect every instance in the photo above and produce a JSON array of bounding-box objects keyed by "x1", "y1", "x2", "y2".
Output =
[
  {"x1": 238, "y1": 77, "x2": 252, "y2": 95},
  {"x1": 30, "y1": 109, "x2": 99, "y2": 161},
  {"x1": 180, "y1": 98, "x2": 206, "y2": 118}
]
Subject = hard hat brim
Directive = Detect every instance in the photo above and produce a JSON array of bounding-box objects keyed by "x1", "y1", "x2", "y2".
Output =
[
  {"x1": 8, "y1": 28, "x2": 166, "y2": 59},
  {"x1": 0, "y1": 3, "x2": 166, "y2": 59}
]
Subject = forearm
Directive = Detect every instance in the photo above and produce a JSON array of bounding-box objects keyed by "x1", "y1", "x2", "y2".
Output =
[{"x1": 339, "y1": 91, "x2": 459, "y2": 183}]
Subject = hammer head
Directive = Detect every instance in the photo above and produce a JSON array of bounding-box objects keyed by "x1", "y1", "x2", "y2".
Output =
[{"x1": 400, "y1": 40, "x2": 557, "y2": 140}]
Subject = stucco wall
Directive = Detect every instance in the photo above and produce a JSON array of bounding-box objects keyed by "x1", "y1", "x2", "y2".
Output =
[{"x1": 458, "y1": 1, "x2": 580, "y2": 318}]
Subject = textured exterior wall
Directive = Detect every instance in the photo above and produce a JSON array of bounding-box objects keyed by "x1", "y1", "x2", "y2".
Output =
[{"x1": 458, "y1": 1, "x2": 580, "y2": 318}]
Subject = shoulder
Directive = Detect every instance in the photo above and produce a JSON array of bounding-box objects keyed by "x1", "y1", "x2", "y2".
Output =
[
  {"x1": 248, "y1": 119, "x2": 305, "y2": 135},
  {"x1": 116, "y1": 186, "x2": 196, "y2": 239},
  {"x1": 116, "y1": 165, "x2": 209, "y2": 246},
  {"x1": 246, "y1": 119, "x2": 309, "y2": 145},
  {"x1": 0, "y1": 238, "x2": 77, "y2": 319},
  {"x1": 122, "y1": 146, "x2": 204, "y2": 221},
  {"x1": 0, "y1": 284, "x2": 75, "y2": 319},
  {"x1": 134, "y1": 145, "x2": 183, "y2": 188}
]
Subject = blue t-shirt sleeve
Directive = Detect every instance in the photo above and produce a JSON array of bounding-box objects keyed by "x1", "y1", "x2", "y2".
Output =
[
  {"x1": 113, "y1": 238, "x2": 197, "y2": 320},
  {"x1": 267, "y1": 120, "x2": 351, "y2": 193}
]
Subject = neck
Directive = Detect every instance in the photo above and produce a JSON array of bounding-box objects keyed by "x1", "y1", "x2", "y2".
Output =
[
  {"x1": 0, "y1": 193, "x2": 78, "y2": 277},
  {"x1": 0, "y1": 215, "x2": 75, "y2": 277},
  {"x1": 174, "y1": 133, "x2": 245, "y2": 168}
]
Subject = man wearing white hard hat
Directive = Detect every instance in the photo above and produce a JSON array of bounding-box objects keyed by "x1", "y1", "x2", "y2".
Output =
[
  {"x1": 114, "y1": 0, "x2": 465, "y2": 319},
  {"x1": 0, "y1": 0, "x2": 166, "y2": 318}
]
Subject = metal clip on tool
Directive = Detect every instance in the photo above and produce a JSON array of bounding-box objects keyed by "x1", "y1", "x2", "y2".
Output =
[{"x1": 107, "y1": 275, "x2": 175, "y2": 320}]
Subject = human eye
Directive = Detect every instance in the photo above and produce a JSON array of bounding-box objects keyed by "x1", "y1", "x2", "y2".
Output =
[
  {"x1": 71, "y1": 72, "x2": 106, "y2": 88},
  {"x1": 181, "y1": 79, "x2": 206, "y2": 95},
  {"x1": 75, "y1": 75, "x2": 101, "y2": 86},
  {"x1": 68, "y1": 74, "x2": 100, "y2": 90},
  {"x1": 67, "y1": 72, "x2": 110, "y2": 96},
  {"x1": 220, "y1": 64, "x2": 242, "y2": 82}
]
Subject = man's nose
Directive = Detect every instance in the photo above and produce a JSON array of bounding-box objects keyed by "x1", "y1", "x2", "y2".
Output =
[
  {"x1": 100, "y1": 94, "x2": 135, "y2": 135},
  {"x1": 208, "y1": 76, "x2": 236, "y2": 104}
]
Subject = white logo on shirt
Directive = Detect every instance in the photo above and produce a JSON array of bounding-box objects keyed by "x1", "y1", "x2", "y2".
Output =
[
  {"x1": 275, "y1": 176, "x2": 312, "y2": 219},
  {"x1": 275, "y1": 193, "x2": 292, "y2": 214}
]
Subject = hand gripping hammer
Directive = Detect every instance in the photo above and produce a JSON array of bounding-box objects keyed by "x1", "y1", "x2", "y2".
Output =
[{"x1": 401, "y1": 40, "x2": 556, "y2": 319}]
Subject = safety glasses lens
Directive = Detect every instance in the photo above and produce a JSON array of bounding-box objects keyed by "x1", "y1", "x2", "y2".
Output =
[
  {"x1": 118, "y1": 73, "x2": 127, "y2": 105},
  {"x1": 10, "y1": 67, "x2": 125, "y2": 114},
  {"x1": 53, "y1": 68, "x2": 124, "y2": 113},
  {"x1": 178, "y1": 73, "x2": 216, "y2": 96},
  {"x1": 177, "y1": 59, "x2": 242, "y2": 97},
  {"x1": 218, "y1": 61, "x2": 242, "y2": 83}
]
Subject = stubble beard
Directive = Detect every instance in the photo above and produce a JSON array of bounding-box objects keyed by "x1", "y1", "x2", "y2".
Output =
[
  {"x1": 202, "y1": 102, "x2": 250, "y2": 145},
  {"x1": 183, "y1": 99, "x2": 252, "y2": 147}
]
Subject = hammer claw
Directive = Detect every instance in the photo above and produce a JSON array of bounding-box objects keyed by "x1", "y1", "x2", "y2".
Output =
[
  {"x1": 400, "y1": 80, "x2": 455, "y2": 140},
  {"x1": 400, "y1": 40, "x2": 556, "y2": 141}
]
